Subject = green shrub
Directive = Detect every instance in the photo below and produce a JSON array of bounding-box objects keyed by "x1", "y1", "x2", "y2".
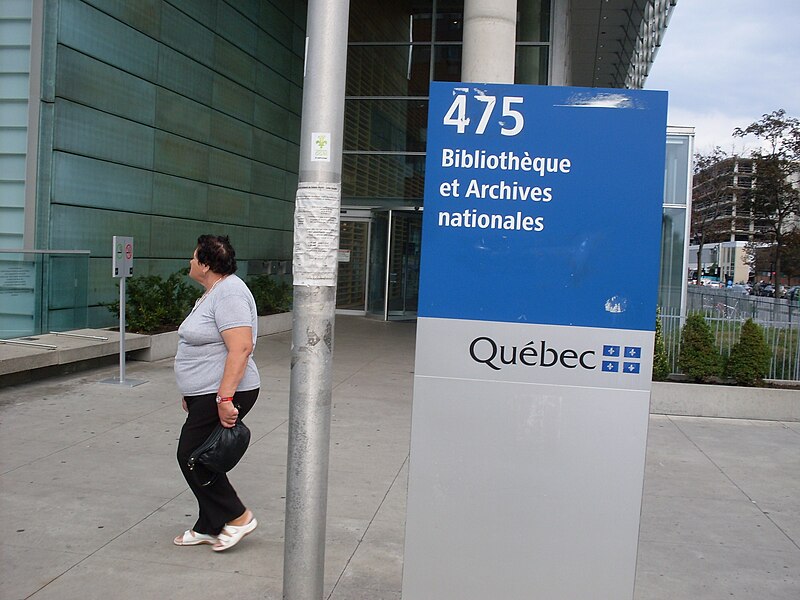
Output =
[
  {"x1": 726, "y1": 318, "x2": 772, "y2": 386},
  {"x1": 246, "y1": 274, "x2": 292, "y2": 316},
  {"x1": 652, "y1": 308, "x2": 670, "y2": 381},
  {"x1": 107, "y1": 268, "x2": 201, "y2": 334},
  {"x1": 678, "y1": 313, "x2": 722, "y2": 382}
]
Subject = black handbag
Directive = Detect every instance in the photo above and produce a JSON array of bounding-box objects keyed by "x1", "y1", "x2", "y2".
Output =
[{"x1": 187, "y1": 419, "x2": 251, "y2": 487}]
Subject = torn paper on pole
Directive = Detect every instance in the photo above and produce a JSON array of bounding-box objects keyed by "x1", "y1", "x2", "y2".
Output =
[{"x1": 293, "y1": 182, "x2": 341, "y2": 287}]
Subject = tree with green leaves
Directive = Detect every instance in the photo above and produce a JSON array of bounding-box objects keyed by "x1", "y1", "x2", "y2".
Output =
[
  {"x1": 726, "y1": 319, "x2": 771, "y2": 386},
  {"x1": 780, "y1": 227, "x2": 800, "y2": 286},
  {"x1": 733, "y1": 109, "x2": 800, "y2": 287},
  {"x1": 678, "y1": 313, "x2": 722, "y2": 382},
  {"x1": 652, "y1": 309, "x2": 670, "y2": 381}
]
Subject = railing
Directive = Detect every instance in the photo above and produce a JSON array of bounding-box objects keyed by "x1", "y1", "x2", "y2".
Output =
[
  {"x1": 687, "y1": 286, "x2": 800, "y2": 322},
  {"x1": 661, "y1": 287, "x2": 800, "y2": 381},
  {"x1": 0, "y1": 250, "x2": 90, "y2": 340}
]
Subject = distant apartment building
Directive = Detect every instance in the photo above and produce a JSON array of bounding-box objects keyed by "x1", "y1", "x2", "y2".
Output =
[
  {"x1": 692, "y1": 156, "x2": 758, "y2": 244},
  {"x1": 691, "y1": 155, "x2": 800, "y2": 283}
]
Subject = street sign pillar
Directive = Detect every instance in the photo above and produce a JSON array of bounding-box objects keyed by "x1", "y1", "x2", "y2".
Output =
[
  {"x1": 101, "y1": 236, "x2": 145, "y2": 387},
  {"x1": 402, "y1": 83, "x2": 668, "y2": 599}
]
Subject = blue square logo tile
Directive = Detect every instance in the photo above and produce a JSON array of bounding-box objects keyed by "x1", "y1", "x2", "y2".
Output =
[{"x1": 602, "y1": 360, "x2": 619, "y2": 372}]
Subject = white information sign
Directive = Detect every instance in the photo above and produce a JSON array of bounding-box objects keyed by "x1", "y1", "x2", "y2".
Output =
[
  {"x1": 403, "y1": 82, "x2": 668, "y2": 599},
  {"x1": 310, "y1": 132, "x2": 331, "y2": 162},
  {"x1": 292, "y1": 183, "x2": 341, "y2": 287},
  {"x1": 112, "y1": 236, "x2": 133, "y2": 278}
]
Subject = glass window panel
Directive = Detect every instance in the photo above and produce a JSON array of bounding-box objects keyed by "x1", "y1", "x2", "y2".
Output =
[
  {"x1": 664, "y1": 135, "x2": 690, "y2": 205},
  {"x1": 346, "y1": 45, "x2": 431, "y2": 96},
  {"x1": 345, "y1": 99, "x2": 429, "y2": 152},
  {"x1": 517, "y1": 0, "x2": 550, "y2": 42},
  {"x1": 659, "y1": 207, "x2": 687, "y2": 312},
  {"x1": 337, "y1": 220, "x2": 369, "y2": 310},
  {"x1": 343, "y1": 154, "x2": 426, "y2": 201},
  {"x1": 349, "y1": 0, "x2": 433, "y2": 43},
  {"x1": 515, "y1": 45, "x2": 548, "y2": 85},
  {"x1": 387, "y1": 211, "x2": 422, "y2": 316},
  {"x1": 367, "y1": 211, "x2": 389, "y2": 316},
  {"x1": 433, "y1": 44, "x2": 462, "y2": 82},
  {"x1": 435, "y1": 1, "x2": 463, "y2": 42}
]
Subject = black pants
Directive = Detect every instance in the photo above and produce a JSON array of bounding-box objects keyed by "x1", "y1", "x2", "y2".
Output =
[{"x1": 177, "y1": 388, "x2": 259, "y2": 535}]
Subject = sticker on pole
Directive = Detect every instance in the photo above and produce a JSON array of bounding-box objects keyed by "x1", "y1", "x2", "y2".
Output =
[{"x1": 293, "y1": 183, "x2": 341, "y2": 287}]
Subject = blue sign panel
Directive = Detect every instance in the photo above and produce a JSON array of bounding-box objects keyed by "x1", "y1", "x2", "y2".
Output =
[{"x1": 419, "y1": 83, "x2": 668, "y2": 331}]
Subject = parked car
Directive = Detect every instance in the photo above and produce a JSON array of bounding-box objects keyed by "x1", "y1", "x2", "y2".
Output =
[{"x1": 729, "y1": 284, "x2": 749, "y2": 296}]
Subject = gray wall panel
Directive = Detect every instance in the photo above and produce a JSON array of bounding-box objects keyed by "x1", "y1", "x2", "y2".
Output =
[
  {"x1": 210, "y1": 111, "x2": 253, "y2": 156},
  {"x1": 154, "y1": 87, "x2": 211, "y2": 143},
  {"x1": 156, "y1": 46, "x2": 214, "y2": 105},
  {"x1": 50, "y1": 204, "x2": 151, "y2": 256},
  {"x1": 256, "y1": 34, "x2": 293, "y2": 81},
  {"x1": 249, "y1": 195, "x2": 292, "y2": 230},
  {"x1": 53, "y1": 100, "x2": 155, "y2": 169},
  {"x1": 216, "y1": 1, "x2": 257, "y2": 55},
  {"x1": 59, "y1": 0, "x2": 158, "y2": 80},
  {"x1": 52, "y1": 152, "x2": 154, "y2": 212},
  {"x1": 151, "y1": 172, "x2": 208, "y2": 219},
  {"x1": 260, "y1": 2, "x2": 293, "y2": 42},
  {"x1": 208, "y1": 148, "x2": 251, "y2": 190},
  {"x1": 232, "y1": 0, "x2": 259, "y2": 24},
  {"x1": 253, "y1": 128, "x2": 287, "y2": 170},
  {"x1": 213, "y1": 36, "x2": 255, "y2": 88},
  {"x1": 82, "y1": 0, "x2": 162, "y2": 38},
  {"x1": 160, "y1": 2, "x2": 215, "y2": 68},
  {"x1": 251, "y1": 161, "x2": 286, "y2": 198},
  {"x1": 253, "y1": 96, "x2": 300, "y2": 143},
  {"x1": 207, "y1": 185, "x2": 250, "y2": 226},
  {"x1": 149, "y1": 216, "x2": 217, "y2": 257},
  {"x1": 212, "y1": 73, "x2": 254, "y2": 122},
  {"x1": 164, "y1": 0, "x2": 218, "y2": 31},
  {"x1": 57, "y1": 47, "x2": 157, "y2": 126},
  {"x1": 153, "y1": 130, "x2": 210, "y2": 181},
  {"x1": 254, "y1": 65, "x2": 294, "y2": 110},
  {"x1": 44, "y1": 0, "x2": 302, "y2": 327}
]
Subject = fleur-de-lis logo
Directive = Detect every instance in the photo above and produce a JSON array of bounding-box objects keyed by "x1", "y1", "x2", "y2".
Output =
[{"x1": 315, "y1": 135, "x2": 328, "y2": 150}]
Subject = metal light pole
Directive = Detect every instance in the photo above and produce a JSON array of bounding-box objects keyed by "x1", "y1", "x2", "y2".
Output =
[{"x1": 283, "y1": 1, "x2": 350, "y2": 599}]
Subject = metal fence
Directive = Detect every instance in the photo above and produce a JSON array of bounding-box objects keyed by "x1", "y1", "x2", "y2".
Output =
[{"x1": 661, "y1": 288, "x2": 800, "y2": 381}]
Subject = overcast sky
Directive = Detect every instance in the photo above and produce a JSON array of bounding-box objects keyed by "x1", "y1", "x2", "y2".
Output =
[{"x1": 644, "y1": 0, "x2": 800, "y2": 156}]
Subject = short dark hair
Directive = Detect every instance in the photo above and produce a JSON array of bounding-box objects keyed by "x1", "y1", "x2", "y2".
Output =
[{"x1": 196, "y1": 235, "x2": 237, "y2": 275}]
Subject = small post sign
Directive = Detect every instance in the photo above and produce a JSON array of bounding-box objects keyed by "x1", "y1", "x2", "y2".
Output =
[
  {"x1": 403, "y1": 83, "x2": 667, "y2": 599},
  {"x1": 112, "y1": 236, "x2": 134, "y2": 278},
  {"x1": 102, "y1": 236, "x2": 145, "y2": 387}
]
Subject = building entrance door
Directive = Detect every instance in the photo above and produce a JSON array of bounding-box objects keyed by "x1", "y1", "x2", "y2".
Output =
[
  {"x1": 364, "y1": 209, "x2": 422, "y2": 320},
  {"x1": 336, "y1": 217, "x2": 369, "y2": 312}
]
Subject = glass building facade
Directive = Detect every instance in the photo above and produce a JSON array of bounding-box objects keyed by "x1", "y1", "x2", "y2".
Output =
[
  {"x1": 3, "y1": 0, "x2": 685, "y2": 336},
  {"x1": 338, "y1": 0, "x2": 552, "y2": 319}
]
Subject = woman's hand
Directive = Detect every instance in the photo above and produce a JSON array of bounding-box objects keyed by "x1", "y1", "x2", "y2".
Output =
[
  {"x1": 181, "y1": 398, "x2": 188, "y2": 413},
  {"x1": 218, "y1": 401, "x2": 239, "y2": 428}
]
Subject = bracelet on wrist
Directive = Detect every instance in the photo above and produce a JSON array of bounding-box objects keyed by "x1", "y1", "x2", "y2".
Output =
[{"x1": 216, "y1": 395, "x2": 234, "y2": 404}]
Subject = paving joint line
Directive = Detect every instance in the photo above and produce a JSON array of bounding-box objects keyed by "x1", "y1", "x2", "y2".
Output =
[{"x1": 668, "y1": 415, "x2": 800, "y2": 551}]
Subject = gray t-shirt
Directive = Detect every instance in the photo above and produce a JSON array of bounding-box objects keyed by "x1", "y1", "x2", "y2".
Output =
[{"x1": 174, "y1": 274, "x2": 260, "y2": 396}]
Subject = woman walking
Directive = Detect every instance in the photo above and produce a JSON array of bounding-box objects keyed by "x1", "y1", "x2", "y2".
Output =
[{"x1": 173, "y1": 234, "x2": 259, "y2": 551}]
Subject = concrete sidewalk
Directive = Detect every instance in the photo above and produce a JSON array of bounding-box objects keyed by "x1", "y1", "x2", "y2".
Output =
[{"x1": 1, "y1": 316, "x2": 798, "y2": 599}]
